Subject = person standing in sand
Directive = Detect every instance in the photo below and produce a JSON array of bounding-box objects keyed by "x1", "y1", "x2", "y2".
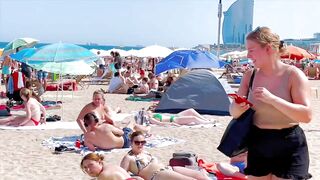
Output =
[
  {"x1": 83, "y1": 113, "x2": 150, "y2": 151},
  {"x1": 76, "y1": 90, "x2": 121, "y2": 133},
  {"x1": 230, "y1": 26, "x2": 312, "y2": 179},
  {"x1": 81, "y1": 153, "x2": 143, "y2": 180}
]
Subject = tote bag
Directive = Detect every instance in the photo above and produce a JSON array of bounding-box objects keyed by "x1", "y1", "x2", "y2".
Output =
[{"x1": 217, "y1": 69, "x2": 256, "y2": 157}]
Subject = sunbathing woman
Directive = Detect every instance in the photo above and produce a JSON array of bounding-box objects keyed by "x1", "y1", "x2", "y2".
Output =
[
  {"x1": 0, "y1": 88, "x2": 46, "y2": 126},
  {"x1": 147, "y1": 108, "x2": 213, "y2": 126},
  {"x1": 81, "y1": 153, "x2": 143, "y2": 180},
  {"x1": 76, "y1": 90, "x2": 121, "y2": 133},
  {"x1": 120, "y1": 131, "x2": 210, "y2": 180}
]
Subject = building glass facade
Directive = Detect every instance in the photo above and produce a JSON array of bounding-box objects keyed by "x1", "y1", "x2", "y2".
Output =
[{"x1": 222, "y1": 0, "x2": 254, "y2": 45}]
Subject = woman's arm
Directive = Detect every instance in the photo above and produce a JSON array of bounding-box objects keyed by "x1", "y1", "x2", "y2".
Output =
[
  {"x1": 38, "y1": 101, "x2": 46, "y2": 124},
  {"x1": 76, "y1": 105, "x2": 89, "y2": 133},
  {"x1": 120, "y1": 155, "x2": 131, "y2": 171},
  {"x1": 229, "y1": 70, "x2": 252, "y2": 119},
  {"x1": 24, "y1": 102, "x2": 32, "y2": 120}
]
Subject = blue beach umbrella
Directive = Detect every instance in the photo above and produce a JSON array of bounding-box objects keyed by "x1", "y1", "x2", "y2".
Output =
[
  {"x1": 24, "y1": 42, "x2": 98, "y2": 63},
  {"x1": 313, "y1": 59, "x2": 320, "y2": 64},
  {"x1": 10, "y1": 48, "x2": 37, "y2": 63},
  {"x1": 155, "y1": 50, "x2": 225, "y2": 75}
]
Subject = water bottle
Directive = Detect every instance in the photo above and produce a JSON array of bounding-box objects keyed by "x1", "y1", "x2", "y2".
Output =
[{"x1": 139, "y1": 108, "x2": 145, "y2": 125}]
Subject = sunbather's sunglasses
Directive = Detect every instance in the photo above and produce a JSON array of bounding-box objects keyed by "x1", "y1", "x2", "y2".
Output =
[{"x1": 134, "y1": 140, "x2": 146, "y2": 146}]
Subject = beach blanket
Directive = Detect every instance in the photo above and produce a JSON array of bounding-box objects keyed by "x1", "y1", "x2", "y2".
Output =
[
  {"x1": 125, "y1": 96, "x2": 160, "y2": 102},
  {"x1": 42, "y1": 135, "x2": 184, "y2": 155},
  {"x1": 110, "y1": 113, "x2": 133, "y2": 122},
  {"x1": 0, "y1": 121, "x2": 80, "y2": 130}
]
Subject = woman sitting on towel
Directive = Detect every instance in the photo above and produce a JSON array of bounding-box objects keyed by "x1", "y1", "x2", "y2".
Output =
[
  {"x1": 76, "y1": 90, "x2": 121, "y2": 133},
  {"x1": 146, "y1": 108, "x2": 213, "y2": 126},
  {"x1": 120, "y1": 131, "x2": 210, "y2": 180},
  {"x1": 81, "y1": 153, "x2": 143, "y2": 180},
  {"x1": 0, "y1": 88, "x2": 46, "y2": 126}
]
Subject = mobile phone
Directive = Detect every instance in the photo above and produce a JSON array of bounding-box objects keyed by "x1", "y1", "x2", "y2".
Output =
[{"x1": 228, "y1": 93, "x2": 253, "y2": 106}]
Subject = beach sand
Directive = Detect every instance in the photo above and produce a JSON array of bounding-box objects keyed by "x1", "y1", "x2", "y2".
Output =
[{"x1": 0, "y1": 80, "x2": 320, "y2": 180}]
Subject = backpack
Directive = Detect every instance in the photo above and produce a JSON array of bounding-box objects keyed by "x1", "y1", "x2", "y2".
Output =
[{"x1": 169, "y1": 152, "x2": 198, "y2": 167}]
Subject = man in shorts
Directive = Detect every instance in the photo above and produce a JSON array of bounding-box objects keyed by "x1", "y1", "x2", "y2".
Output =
[
  {"x1": 37, "y1": 70, "x2": 48, "y2": 91},
  {"x1": 83, "y1": 113, "x2": 150, "y2": 151}
]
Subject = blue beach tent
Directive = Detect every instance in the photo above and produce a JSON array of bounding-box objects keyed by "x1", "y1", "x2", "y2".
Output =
[{"x1": 155, "y1": 69, "x2": 232, "y2": 115}]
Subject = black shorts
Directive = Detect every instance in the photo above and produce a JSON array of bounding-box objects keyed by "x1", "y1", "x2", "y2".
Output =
[
  {"x1": 122, "y1": 127, "x2": 133, "y2": 148},
  {"x1": 245, "y1": 125, "x2": 312, "y2": 179}
]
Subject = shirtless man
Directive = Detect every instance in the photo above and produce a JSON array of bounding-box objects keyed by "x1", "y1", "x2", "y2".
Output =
[
  {"x1": 76, "y1": 90, "x2": 120, "y2": 133},
  {"x1": 83, "y1": 112, "x2": 150, "y2": 151}
]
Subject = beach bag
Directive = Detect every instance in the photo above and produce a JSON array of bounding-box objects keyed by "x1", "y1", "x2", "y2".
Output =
[
  {"x1": 217, "y1": 69, "x2": 256, "y2": 158},
  {"x1": 169, "y1": 152, "x2": 198, "y2": 167},
  {"x1": 217, "y1": 108, "x2": 255, "y2": 157}
]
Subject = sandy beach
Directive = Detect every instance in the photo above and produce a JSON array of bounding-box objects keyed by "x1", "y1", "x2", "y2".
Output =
[{"x1": 0, "y1": 80, "x2": 320, "y2": 180}]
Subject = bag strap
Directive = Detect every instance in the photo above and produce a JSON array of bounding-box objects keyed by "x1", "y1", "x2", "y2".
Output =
[{"x1": 246, "y1": 69, "x2": 256, "y2": 98}]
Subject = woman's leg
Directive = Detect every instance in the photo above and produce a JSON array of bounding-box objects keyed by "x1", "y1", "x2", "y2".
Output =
[
  {"x1": 177, "y1": 108, "x2": 207, "y2": 121},
  {"x1": 155, "y1": 170, "x2": 195, "y2": 180},
  {"x1": 0, "y1": 116, "x2": 32, "y2": 126},
  {"x1": 0, "y1": 116, "x2": 15, "y2": 125},
  {"x1": 174, "y1": 116, "x2": 211, "y2": 125},
  {"x1": 172, "y1": 166, "x2": 210, "y2": 180}
]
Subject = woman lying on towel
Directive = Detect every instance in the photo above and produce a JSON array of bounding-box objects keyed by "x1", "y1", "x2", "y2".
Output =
[
  {"x1": 120, "y1": 131, "x2": 210, "y2": 180},
  {"x1": 0, "y1": 88, "x2": 46, "y2": 126},
  {"x1": 76, "y1": 90, "x2": 121, "y2": 132},
  {"x1": 146, "y1": 108, "x2": 213, "y2": 126},
  {"x1": 81, "y1": 153, "x2": 143, "y2": 180}
]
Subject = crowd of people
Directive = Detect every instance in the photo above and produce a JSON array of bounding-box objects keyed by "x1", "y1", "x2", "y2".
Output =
[{"x1": 0, "y1": 26, "x2": 314, "y2": 180}]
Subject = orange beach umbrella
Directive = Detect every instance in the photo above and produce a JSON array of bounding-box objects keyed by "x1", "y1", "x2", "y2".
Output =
[{"x1": 281, "y1": 45, "x2": 316, "y2": 60}]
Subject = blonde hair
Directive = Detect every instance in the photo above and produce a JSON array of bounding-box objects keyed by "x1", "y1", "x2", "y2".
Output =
[
  {"x1": 93, "y1": 90, "x2": 105, "y2": 101},
  {"x1": 19, "y1": 88, "x2": 32, "y2": 100},
  {"x1": 246, "y1": 26, "x2": 286, "y2": 54},
  {"x1": 80, "y1": 153, "x2": 104, "y2": 171}
]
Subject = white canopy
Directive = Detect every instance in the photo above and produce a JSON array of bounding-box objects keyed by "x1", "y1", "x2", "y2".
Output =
[{"x1": 136, "y1": 45, "x2": 173, "y2": 57}]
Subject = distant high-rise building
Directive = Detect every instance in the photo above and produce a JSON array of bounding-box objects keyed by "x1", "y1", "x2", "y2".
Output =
[{"x1": 222, "y1": 0, "x2": 254, "y2": 45}]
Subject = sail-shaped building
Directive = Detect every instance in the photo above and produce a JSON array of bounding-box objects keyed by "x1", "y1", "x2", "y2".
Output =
[{"x1": 222, "y1": 0, "x2": 254, "y2": 45}]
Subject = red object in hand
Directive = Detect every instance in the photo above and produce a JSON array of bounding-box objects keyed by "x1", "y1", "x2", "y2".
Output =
[
  {"x1": 228, "y1": 94, "x2": 253, "y2": 106},
  {"x1": 75, "y1": 139, "x2": 81, "y2": 148}
]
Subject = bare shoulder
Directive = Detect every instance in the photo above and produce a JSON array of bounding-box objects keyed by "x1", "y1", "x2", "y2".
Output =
[
  {"x1": 237, "y1": 68, "x2": 255, "y2": 96},
  {"x1": 287, "y1": 65, "x2": 308, "y2": 82},
  {"x1": 98, "y1": 165, "x2": 130, "y2": 180}
]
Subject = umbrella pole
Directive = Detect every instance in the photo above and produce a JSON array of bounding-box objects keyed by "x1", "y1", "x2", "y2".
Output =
[{"x1": 60, "y1": 64, "x2": 64, "y2": 121}]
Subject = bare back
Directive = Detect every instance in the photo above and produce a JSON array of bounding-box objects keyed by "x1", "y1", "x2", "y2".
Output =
[{"x1": 85, "y1": 124, "x2": 124, "y2": 150}]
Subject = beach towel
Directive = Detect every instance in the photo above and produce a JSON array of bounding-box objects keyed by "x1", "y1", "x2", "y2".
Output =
[
  {"x1": 42, "y1": 135, "x2": 184, "y2": 155},
  {"x1": 125, "y1": 95, "x2": 160, "y2": 102},
  {"x1": 0, "y1": 121, "x2": 80, "y2": 130},
  {"x1": 0, "y1": 101, "x2": 63, "y2": 111},
  {"x1": 198, "y1": 159, "x2": 247, "y2": 180}
]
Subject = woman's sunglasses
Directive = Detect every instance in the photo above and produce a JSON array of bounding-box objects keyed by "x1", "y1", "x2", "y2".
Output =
[{"x1": 134, "y1": 140, "x2": 147, "y2": 146}]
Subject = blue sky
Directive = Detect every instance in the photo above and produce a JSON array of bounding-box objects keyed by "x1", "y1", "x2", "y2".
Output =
[{"x1": 0, "y1": 0, "x2": 319, "y2": 47}]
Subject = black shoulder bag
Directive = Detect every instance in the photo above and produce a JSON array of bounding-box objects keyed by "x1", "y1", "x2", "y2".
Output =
[{"x1": 217, "y1": 69, "x2": 256, "y2": 157}]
